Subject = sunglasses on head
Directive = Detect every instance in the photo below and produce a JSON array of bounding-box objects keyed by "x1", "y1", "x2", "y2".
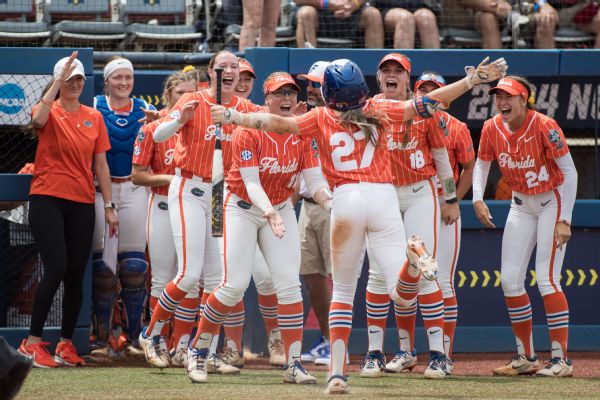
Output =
[
  {"x1": 310, "y1": 81, "x2": 321, "y2": 88},
  {"x1": 417, "y1": 73, "x2": 446, "y2": 86}
]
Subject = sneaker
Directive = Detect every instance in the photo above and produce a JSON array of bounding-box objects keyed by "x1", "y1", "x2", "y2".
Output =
[
  {"x1": 206, "y1": 353, "x2": 240, "y2": 375},
  {"x1": 125, "y1": 340, "x2": 145, "y2": 357},
  {"x1": 138, "y1": 331, "x2": 170, "y2": 368},
  {"x1": 301, "y1": 336, "x2": 330, "y2": 363},
  {"x1": 54, "y1": 341, "x2": 85, "y2": 367},
  {"x1": 326, "y1": 375, "x2": 349, "y2": 394},
  {"x1": 536, "y1": 358, "x2": 573, "y2": 377},
  {"x1": 283, "y1": 360, "x2": 317, "y2": 384},
  {"x1": 314, "y1": 349, "x2": 350, "y2": 366},
  {"x1": 171, "y1": 347, "x2": 189, "y2": 368},
  {"x1": 360, "y1": 350, "x2": 386, "y2": 378},
  {"x1": 385, "y1": 350, "x2": 417, "y2": 373},
  {"x1": 187, "y1": 347, "x2": 209, "y2": 383},
  {"x1": 446, "y1": 357, "x2": 454, "y2": 375},
  {"x1": 493, "y1": 354, "x2": 540, "y2": 376},
  {"x1": 424, "y1": 351, "x2": 448, "y2": 379},
  {"x1": 268, "y1": 337, "x2": 286, "y2": 367},
  {"x1": 18, "y1": 340, "x2": 58, "y2": 368},
  {"x1": 108, "y1": 332, "x2": 128, "y2": 358},
  {"x1": 221, "y1": 345, "x2": 244, "y2": 368},
  {"x1": 407, "y1": 235, "x2": 438, "y2": 281}
]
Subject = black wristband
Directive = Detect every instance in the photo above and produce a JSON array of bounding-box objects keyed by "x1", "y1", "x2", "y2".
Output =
[{"x1": 445, "y1": 197, "x2": 458, "y2": 204}]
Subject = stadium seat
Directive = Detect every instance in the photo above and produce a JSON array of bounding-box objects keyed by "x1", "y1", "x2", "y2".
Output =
[
  {"x1": 0, "y1": 0, "x2": 50, "y2": 45},
  {"x1": 441, "y1": 27, "x2": 512, "y2": 48},
  {"x1": 555, "y1": 27, "x2": 595, "y2": 47},
  {"x1": 122, "y1": 0, "x2": 202, "y2": 51},
  {"x1": 48, "y1": 0, "x2": 125, "y2": 50}
]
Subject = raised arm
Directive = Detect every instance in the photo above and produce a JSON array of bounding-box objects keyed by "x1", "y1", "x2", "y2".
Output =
[
  {"x1": 210, "y1": 105, "x2": 300, "y2": 134},
  {"x1": 403, "y1": 57, "x2": 508, "y2": 121}
]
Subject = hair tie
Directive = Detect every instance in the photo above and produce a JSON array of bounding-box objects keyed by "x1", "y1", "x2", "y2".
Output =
[{"x1": 528, "y1": 91, "x2": 535, "y2": 105}]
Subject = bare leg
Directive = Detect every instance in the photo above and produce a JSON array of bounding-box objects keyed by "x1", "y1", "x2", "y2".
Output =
[
  {"x1": 479, "y1": 12, "x2": 502, "y2": 49},
  {"x1": 385, "y1": 8, "x2": 416, "y2": 49},
  {"x1": 360, "y1": 6, "x2": 384, "y2": 48},
  {"x1": 303, "y1": 274, "x2": 331, "y2": 339},
  {"x1": 259, "y1": 0, "x2": 281, "y2": 46},
  {"x1": 296, "y1": 6, "x2": 319, "y2": 47},
  {"x1": 415, "y1": 8, "x2": 441, "y2": 48},
  {"x1": 239, "y1": 0, "x2": 262, "y2": 51}
]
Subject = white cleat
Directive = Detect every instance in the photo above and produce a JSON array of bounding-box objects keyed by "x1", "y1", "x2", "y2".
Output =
[
  {"x1": 283, "y1": 360, "x2": 317, "y2": 384},
  {"x1": 424, "y1": 351, "x2": 448, "y2": 379},
  {"x1": 493, "y1": 354, "x2": 540, "y2": 376},
  {"x1": 206, "y1": 353, "x2": 240, "y2": 375},
  {"x1": 407, "y1": 235, "x2": 438, "y2": 281},
  {"x1": 359, "y1": 351, "x2": 385, "y2": 378},
  {"x1": 536, "y1": 358, "x2": 573, "y2": 377},
  {"x1": 221, "y1": 345, "x2": 244, "y2": 368},
  {"x1": 171, "y1": 347, "x2": 189, "y2": 368},
  {"x1": 326, "y1": 375, "x2": 349, "y2": 395},
  {"x1": 138, "y1": 331, "x2": 170, "y2": 368},
  {"x1": 187, "y1": 348, "x2": 209, "y2": 383},
  {"x1": 385, "y1": 350, "x2": 417, "y2": 373},
  {"x1": 445, "y1": 357, "x2": 454, "y2": 375},
  {"x1": 268, "y1": 337, "x2": 286, "y2": 367}
]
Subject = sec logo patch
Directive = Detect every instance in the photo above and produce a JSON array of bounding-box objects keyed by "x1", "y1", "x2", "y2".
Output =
[
  {"x1": 170, "y1": 110, "x2": 181, "y2": 120},
  {"x1": 158, "y1": 202, "x2": 168, "y2": 210},
  {"x1": 134, "y1": 146, "x2": 141, "y2": 156},
  {"x1": 241, "y1": 150, "x2": 252, "y2": 161}
]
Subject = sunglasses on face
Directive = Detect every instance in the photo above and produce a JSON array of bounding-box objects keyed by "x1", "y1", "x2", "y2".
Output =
[
  {"x1": 310, "y1": 81, "x2": 321, "y2": 89},
  {"x1": 417, "y1": 73, "x2": 446, "y2": 85},
  {"x1": 268, "y1": 89, "x2": 299, "y2": 98}
]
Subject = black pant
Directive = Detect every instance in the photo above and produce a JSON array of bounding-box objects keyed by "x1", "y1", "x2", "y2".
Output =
[{"x1": 28, "y1": 195, "x2": 95, "y2": 339}]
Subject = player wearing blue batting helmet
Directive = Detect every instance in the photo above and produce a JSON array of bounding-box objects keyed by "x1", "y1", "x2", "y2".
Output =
[{"x1": 322, "y1": 59, "x2": 369, "y2": 112}]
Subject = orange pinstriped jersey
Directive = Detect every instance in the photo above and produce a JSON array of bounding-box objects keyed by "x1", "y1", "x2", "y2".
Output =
[
  {"x1": 478, "y1": 109, "x2": 569, "y2": 195},
  {"x1": 227, "y1": 127, "x2": 319, "y2": 205},
  {"x1": 163, "y1": 90, "x2": 260, "y2": 178},
  {"x1": 133, "y1": 119, "x2": 177, "y2": 196},
  {"x1": 295, "y1": 98, "x2": 406, "y2": 189},
  {"x1": 443, "y1": 114, "x2": 474, "y2": 182}
]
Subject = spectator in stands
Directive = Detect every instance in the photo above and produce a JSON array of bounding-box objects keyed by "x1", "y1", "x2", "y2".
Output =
[
  {"x1": 442, "y1": 0, "x2": 512, "y2": 48},
  {"x1": 18, "y1": 51, "x2": 117, "y2": 368},
  {"x1": 295, "y1": 0, "x2": 384, "y2": 48},
  {"x1": 238, "y1": 0, "x2": 281, "y2": 50},
  {"x1": 538, "y1": 0, "x2": 599, "y2": 48},
  {"x1": 377, "y1": 0, "x2": 441, "y2": 48}
]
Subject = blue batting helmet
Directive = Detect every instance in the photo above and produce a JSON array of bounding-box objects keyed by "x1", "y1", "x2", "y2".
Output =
[{"x1": 322, "y1": 59, "x2": 369, "y2": 112}]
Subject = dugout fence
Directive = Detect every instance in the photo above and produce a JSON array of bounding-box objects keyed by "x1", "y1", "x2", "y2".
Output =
[{"x1": 0, "y1": 47, "x2": 599, "y2": 355}]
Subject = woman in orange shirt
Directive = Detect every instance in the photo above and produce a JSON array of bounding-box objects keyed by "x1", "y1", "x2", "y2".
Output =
[{"x1": 17, "y1": 52, "x2": 118, "y2": 368}]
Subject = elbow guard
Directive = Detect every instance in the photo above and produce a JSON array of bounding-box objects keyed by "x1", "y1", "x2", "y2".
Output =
[{"x1": 413, "y1": 96, "x2": 445, "y2": 119}]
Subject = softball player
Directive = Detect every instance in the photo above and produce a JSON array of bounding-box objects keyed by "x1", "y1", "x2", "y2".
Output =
[
  {"x1": 132, "y1": 72, "x2": 198, "y2": 368},
  {"x1": 362, "y1": 55, "x2": 459, "y2": 380},
  {"x1": 219, "y1": 58, "x2": 286, "y2": 369},
  {"x1": 212, "y1": 57, "x2": 508, "y2": 393},
  {"x1": 92, "y1": 57, "x2": 155, "y2": 355},
  {"x1": 139, "y1": 51, "x2": 260, "y2": 370},
  {"x1": 473, "y1": 76, "x2": 577, "y2": 377},
  {"x1": 414, "y1": 73, "x2": 475, "y2": 374},
  {"x1": 188, "y1": 72, "x2": 330, "y2": 384}
]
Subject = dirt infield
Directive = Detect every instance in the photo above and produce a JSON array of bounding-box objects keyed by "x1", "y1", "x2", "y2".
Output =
[{"x1": 84, "y1": 351, "x2": 600, "y2": 378}]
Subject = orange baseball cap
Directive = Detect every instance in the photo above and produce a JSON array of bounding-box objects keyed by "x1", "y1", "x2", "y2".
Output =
[
  {"x1": 264, "y1": 72, "x2": 300, "y2": 94},
  {"x1": 378, "y1": 53, "x2": 411, "y2": 74},
  {"x1": 489, "y1": 77, "x2": 528, "y2": 100},
  {"x1": 239, "y1": 58, "x2": 256, "y2": 79}
]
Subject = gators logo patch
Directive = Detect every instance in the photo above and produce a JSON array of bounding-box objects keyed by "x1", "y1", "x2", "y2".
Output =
[
  {"x1": 191, "y1": 188, "x2": 204, "y2": 197},
  {"x1": 237, "y1": 200, "x2": 252, "y2": 209},
  {"x1": 158, "y1": 201, "x2": 168, "y2": 210}
]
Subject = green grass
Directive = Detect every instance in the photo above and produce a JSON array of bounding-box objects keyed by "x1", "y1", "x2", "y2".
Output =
[{"x1": 17, "y1": 368, "x2": 600, "y2": 400}]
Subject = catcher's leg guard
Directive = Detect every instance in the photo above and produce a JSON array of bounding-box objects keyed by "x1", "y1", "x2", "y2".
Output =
[
  {"x1": 92, "y1": 253, "x2": 118, "y2": 344},
  {"x1": 118, "y1": 251, "x2": 148, "y2": 340}
]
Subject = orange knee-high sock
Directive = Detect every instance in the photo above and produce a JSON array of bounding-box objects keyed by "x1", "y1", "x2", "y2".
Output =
[
  {"x1": 542, "y1": 291, "x2": 569, "y2": 360},
  {"x1": 419, "y1": 288, "x2": 445, "y2": 354},
  {"x1": 505, "y1": 293, "x2": 534, "y2": 358},
  {"x1": 393, "y1": 299, "x2": 417, "y2": 352},
  {"x1": 258, "y1": 293, "x2": 279, "y2": 336},
  {"x1": 328, "y1": 302, "x2": 353, "y2": 378},
  {"x1": 173, "y1": 297, "x2": 199, "y2": 351},
  {"x1": 365, "y1": 291, "x2": 389, "y2": 352},
  {"x1": 223, "y1": 300, "x2": 245, "y2": 353},
  {"x1": 278, "y1": 302, "x2": 304, "y2": 365},
  {"x1": 443, "y1": 296, "x2": 458, "y2": 357},
  {"x1": 395, "y1": 261, "x2": 420, "y2": 304},
  {"x1": 192, "y1": 293, "x2": 232, "y2": 350},
  {"x1": 146, "y1": 282, "x2": 186, "y2": 337}
]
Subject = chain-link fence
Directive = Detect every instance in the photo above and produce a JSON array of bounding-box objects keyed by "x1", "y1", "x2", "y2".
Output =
[{"x1": 1, "y1": 0, "x2": 598, "y2": 51}]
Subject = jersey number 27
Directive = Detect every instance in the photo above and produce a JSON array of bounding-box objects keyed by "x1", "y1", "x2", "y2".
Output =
[{"x1": 330, "y1": 130, "x2": 375, "y2": 172}]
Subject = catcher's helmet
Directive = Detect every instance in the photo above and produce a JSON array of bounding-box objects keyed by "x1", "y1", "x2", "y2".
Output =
[{"x1": 322, "y1": 59, "x2": 369, "y2": 112}]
